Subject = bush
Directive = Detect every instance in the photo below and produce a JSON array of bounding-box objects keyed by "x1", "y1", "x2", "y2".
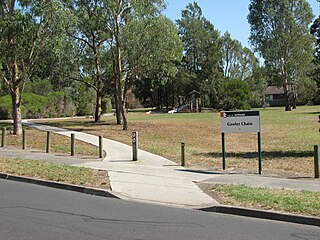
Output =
[
  {"x1": 219, "y1": 79, "x2": 251, "y2": 110},
  {"x1": 24, "y1": 78, "x2": 53, "y2": 96},
  {"x1": 102, "y1": 98, "x2": 113, "y2": 113},
  {"x1": 0, "y1": 92, "x2": 75, "y2": 120},
  {"x1": 68, "y1": 83, "x2": 95, "y2": 116}
]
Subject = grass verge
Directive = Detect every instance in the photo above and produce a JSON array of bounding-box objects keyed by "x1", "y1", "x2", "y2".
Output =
[
  {"x1": 0, "y1": 123, "x2": 99, "y2": 158},
  {"x1": 0, "y1": 157, "x2": 109, "y2": 189},
  {"x1": 207, "y1": 184, "x2": 320, "y2": 217}
]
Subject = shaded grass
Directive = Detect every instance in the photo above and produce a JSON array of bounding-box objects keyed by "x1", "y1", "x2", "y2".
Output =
[
  {"x1": 210, "y1": 184, "x2": 320, "y2": 217},
  {"x1": 0, "y1": 123, "x2": 99, "y2": 158},
  {"x1": 0, "y1": 157, "x2": 109, "y2": 189},
  {"x1": 37, "y1": 106, "x2": 320, "y2": 176}
]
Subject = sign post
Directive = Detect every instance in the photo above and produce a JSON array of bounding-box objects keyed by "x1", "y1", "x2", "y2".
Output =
[{"x1": 220, "y1": 110, "x2": 262, "y2": 174}]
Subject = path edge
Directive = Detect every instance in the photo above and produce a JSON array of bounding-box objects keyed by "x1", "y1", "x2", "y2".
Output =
[
  {"x1": 199, "y1": 205, "x2": 320, "y2": 227},
  {"x1": 0, "y1": 172, "x2": 119, "y2": 199}
]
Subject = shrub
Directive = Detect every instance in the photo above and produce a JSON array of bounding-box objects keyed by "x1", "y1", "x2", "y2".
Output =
[
  {"x1": 102, "y1": 98, "x2": 113, "y2": 113},
  {"x1": 0, "y1": 92, "x2": 75, "y2": 120},
  {"x1": 219, "y1": 79, "x2": 252, "y2": 110}
]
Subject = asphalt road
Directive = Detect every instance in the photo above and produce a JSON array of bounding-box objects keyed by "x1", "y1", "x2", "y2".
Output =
[{"x1": 0, "y1": 180, "x2": 319, "y2": 240}]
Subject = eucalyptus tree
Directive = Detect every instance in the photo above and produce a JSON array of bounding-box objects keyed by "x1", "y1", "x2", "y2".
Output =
[
  {"x1": 177, "y1": 2, "x2": 224, "y2": 108},
  {"x1": 310, "y1": 3, "x2": 320, "y2": 104},
  {"x1": 222, "y1": 32, "x2": 242, "y2": 79},
  {"x1": 104, "y1": 0, "x2": 166, "y2": 129},
  {"x1": 122, "y1": 16, "x2": 183, "y2": 114},
  {"x1": 222, "y1": 32, "x2": 259, "y2": 81},
  {"x1": 248, "y1": 0, "x2": 314, "y2": 111},
  {"x1": 66, "y1": 0, "x2": 112, "y2": 122},
  {"x1": 0, "y1": 0, "x2": 69, "y2": 134}
]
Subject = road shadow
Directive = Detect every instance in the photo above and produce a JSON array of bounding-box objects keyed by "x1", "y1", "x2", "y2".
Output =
[
  {"x1": 194, "y1": 150, "x2": 314, "y2": 159},
  {"x1": 38, "y1": 120, "x2": 115, "y2": 132},
  {"x1": 176, "y1": 169, "x2": 226, "y2": 175}
]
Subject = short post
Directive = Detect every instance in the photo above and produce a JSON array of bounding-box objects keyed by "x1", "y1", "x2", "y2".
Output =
[
  {"x1": 1, "y1": 127, "x2": 6, "y2": 148},
  {"x1": 181, "y1": 142, "x2": 185, "y2": 167},
  {"x1": 222, "y1": 132, "x2": 226, "y2": 170},
  {"x1": 71, "y1": 133, "x2": 75, "y2": 156},
  {"x1": 258, "y1": 132, "x2": 263, "y2": 175},
  {"x1": 99, "y1": 135, "x2": 103, "y2": 158},
  {"x1": 132, "y1": 131, "x2": 138, "y2": 161},
  {"x1": 314, "y1": 145, "x2": 319, "y2": 179},
  {"x1": 22, "y1": 129, "x2": 26, "y2": 150},
  {"x1": 46, "y1": 131, "x2": 51, "y2": 153}
]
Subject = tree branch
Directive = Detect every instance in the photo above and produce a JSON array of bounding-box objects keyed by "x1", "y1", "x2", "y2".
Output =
[
  {"x1": 68, "y1": 76, "x2": 98, "y2": 91},
  {"x1": 66, "y1": 31, "x2": 94, "y2": 49}
]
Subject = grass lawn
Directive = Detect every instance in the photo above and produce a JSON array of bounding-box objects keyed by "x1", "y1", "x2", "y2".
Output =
[
  {"x1": 0, "y1": 123, "x2": 100, "y2": 158},
  {"x1": 37, "y1": 106, "x2": 320, "y2": 177},
  {"x1": 0, "y1": 157, "x2": 109, "y2": 189},
  {"x1": 208, "y1": 184, "x2": 320, "y2": 217}
]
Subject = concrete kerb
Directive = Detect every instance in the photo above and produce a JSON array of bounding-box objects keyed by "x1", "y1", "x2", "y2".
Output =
[
  {"x1": 0, "y1": 172, "x2": 119, "y2": 199},
  {"x1": 198, "y1": 205, "x2": 320, "y2": 227},
  {"x1": 1, "y1": 171, "x2": 319, "y2": 227}
]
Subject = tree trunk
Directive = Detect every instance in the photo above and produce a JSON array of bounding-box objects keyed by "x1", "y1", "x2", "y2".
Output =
[
  {"x1": 11, "y1": 88, "x2": 22, "y2": 135},
  {"x1": 281, "y1": 60, "x2": 291, "y2": 111},
  {"x1": 121, "y1": 93, "x2": 128, "y2": 130},
  {"x1": 115, "y1": 14, "x2": 123, "y2": 126},
  {"x1": 94, "y1": 91, "x2": 102, "y2": 122},
  {"x1": 114, "y1": 86, "x2": 122, "y2": 125}
]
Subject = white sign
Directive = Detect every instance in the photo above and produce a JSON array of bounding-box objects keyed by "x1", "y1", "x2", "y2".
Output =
[{"x1": 220, "y1": 110, "x2": 260, "y2": 133}]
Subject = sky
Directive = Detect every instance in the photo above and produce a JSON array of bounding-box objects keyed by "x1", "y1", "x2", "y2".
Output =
[{"x1": 164, "y1": 0, "x2": 320, "y2": 50}]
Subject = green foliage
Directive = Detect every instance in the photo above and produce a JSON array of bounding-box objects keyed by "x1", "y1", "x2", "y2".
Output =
[
  {"x1": 123, "y1": 16, "x2": 183, "y2": 109},
  {"x1": 248, "y1": 0, "x2": 315, "y2": 110},
  {"x1": 24, "y1": 78, "x2": 53, "y2": 96},
  {"x1": 0, "y1": 92, "x2": 75, "y2": 119},
  {"x1": 102, "y1": 98, "x2": 112, "y2": 113},
  {"x1": 68, "y1": 82, "x2": 95, "y2": 116},
  {"x1": 219, "y1": 79, "x2": 251, "y2": 110},
  {"x1": 177, "y1": 2, "x2": 224, "y2": 108}
]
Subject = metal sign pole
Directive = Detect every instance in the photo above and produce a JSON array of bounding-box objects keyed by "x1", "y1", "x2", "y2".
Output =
[
  {"x1": 258, "y1": 132, "x2": 262, "y2": 175},
  {"x1": 222, "y1": 132, "x2": 226, "y2": 170}
]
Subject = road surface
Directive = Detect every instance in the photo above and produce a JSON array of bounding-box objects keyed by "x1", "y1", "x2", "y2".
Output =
[{"x1": 0, "y1": 180, "x2": 319, "y2": 240}]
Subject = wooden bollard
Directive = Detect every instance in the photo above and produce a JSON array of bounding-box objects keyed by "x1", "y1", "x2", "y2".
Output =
[
  {"x1": 46, "y1": 131, "x2": 51, "y2": 153},
  {"x1": 71, "y1": 133, "x2": 75, "y2": 156},
  {"x1": 99, "y1": 136, "x2": 103, "y2": 158},
  {"x1": 1, "y1": 127, "x2": 6, "y2": 147},
  {"x1": 315, "y1": 145, "x2": 319, "y2": 179},
  {"x1": 181, "y1": 142, "x2": 185, "y2": 167},
  {"x1": 22, "y1": 129, "x2": 26, "y2": 150}
]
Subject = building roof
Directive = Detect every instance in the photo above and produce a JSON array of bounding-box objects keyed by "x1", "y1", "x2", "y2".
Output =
[{"x1": 266, "y1": 86, "x2": 284, "y2": 95}]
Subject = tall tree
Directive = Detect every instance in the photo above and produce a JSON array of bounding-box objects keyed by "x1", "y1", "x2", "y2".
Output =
[
  {"x1": 248, "y1": 0, "x2": 314, "y2": 111},
  {"x1": 104, "y1": 0, "x2": 166, "y2": 129},
  {"x1": 222, "y1": 32, "x2": 242, "y2": 79},
  {"x1": 310, "y1": 2, "x2": 320, "y2": 104},
  {"x1": 177, "y1": 2, "x2": 224, "y2": 108},
  {"x1": 66, "y1": 0, "x2": 112, "y2": 122},
  {"x1": 123, "y1": 16, "x2": 183, "y2": 114},
  {"x1": 0, "y1": 0, "x2": 69, "y2": 134}
]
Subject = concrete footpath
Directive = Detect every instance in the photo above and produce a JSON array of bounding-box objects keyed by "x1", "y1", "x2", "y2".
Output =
[
  {"x1": 20, "y1": 121, "x2": 218, "y2": 208},
  {"x1": 1, "y1": 121, "x2": 320, "y2": 210}
]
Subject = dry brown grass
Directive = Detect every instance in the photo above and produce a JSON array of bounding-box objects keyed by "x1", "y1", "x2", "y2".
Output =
[
  {"x1": 36, "y1": 106, "x2": 319, "y2": 177},
  {"x1": 0, "y1": 124, "x2": 99, "y2": 158}
]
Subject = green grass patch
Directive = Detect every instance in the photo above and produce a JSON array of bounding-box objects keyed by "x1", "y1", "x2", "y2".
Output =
[
  {"x1": 0, "y1": 157, "x2": 109, "y2": 189},
  {"x1": 212, "y1": 184, "x2": 320, "y2": 216}
]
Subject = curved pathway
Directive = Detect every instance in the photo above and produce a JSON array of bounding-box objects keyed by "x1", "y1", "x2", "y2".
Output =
[{"x1": 23, "y1": 121, "x2": 218, "y2": 207}]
